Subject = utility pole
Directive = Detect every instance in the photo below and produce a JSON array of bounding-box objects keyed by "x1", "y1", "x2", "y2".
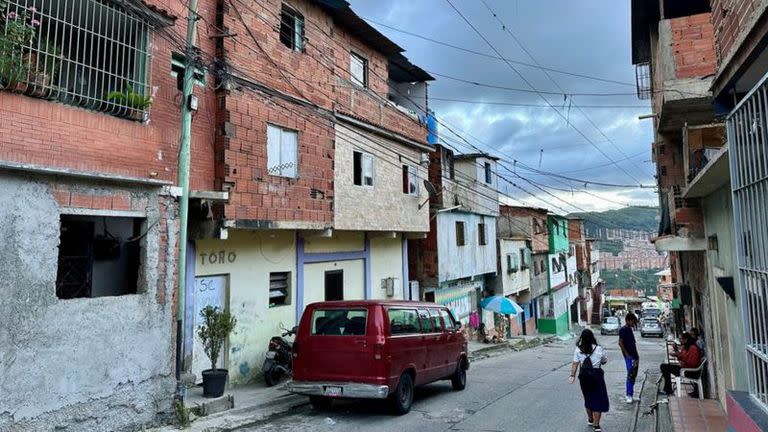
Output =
[{"x1": 176, "y1": 0, "x2": 199, "y2": 389}]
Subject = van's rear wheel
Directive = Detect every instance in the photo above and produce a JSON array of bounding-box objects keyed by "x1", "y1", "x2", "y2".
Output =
[
  {"x1": 391, "y1": 373, "x2": 414, "y2": 415},
  {"x1": 451, "y1": 359, "x2": 467, "y2": 390},
  {"x1": 309, "y1": 396, "x2": 333, "y2": 410}
]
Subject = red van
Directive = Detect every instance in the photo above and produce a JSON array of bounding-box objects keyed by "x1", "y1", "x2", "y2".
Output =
[{"x1": 287, "y1": 300, "x2": 469, "y2": 414}]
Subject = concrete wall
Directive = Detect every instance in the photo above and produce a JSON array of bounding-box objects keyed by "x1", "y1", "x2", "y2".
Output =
[
  {"x1": 454, "y1": 157, "x2": 499, "y2": 217},
  {"x1": 437, "y1": 212, "x2": 497, "y2": 283},
  {"x1": 370, "y1": 236, "x2": 407, "y2": 300},
  {"x1": 303, "y1": 260, "x2": 365, "y2": 305},
  {"x1": 0, "y1": 173, "x2": 177, "y2": 432},
  {"x1": 333, "y1": 123, "x2": 429, "y2": 232},
  {"x1": 194, "y1": 230, "x2": 297, "y2": 385},
  {"x1": 493, "y1": 239, "x2": 531, "y2": 297},
  {"x1": 702, "y1": 185, "x2": 749, "y2": 403},
  {"x1": 548, "y1": 215, "x2": 569, "y2": 252}
]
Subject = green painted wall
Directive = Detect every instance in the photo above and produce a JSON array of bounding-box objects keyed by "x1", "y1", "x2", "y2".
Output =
[
  {"x1": 548, "y1": 215, "x2": 569, "y2": 253},
  {"x1": 537, "y1": 311, "x2": 570, "y2": 335}
]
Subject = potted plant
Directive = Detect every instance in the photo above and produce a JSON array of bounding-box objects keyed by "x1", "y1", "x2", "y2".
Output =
[
  {"x1": 197, "y1": 305, "x2": 237, "y2": 398},
  {"x1": 106, "y1": 85, "x2": 153, "y2": 121},
  {"x1": 0, "y1": 3, "x2": 39, "y2": 89}
]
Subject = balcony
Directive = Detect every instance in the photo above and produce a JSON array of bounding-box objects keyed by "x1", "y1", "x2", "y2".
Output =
[{"x1": 683, "y1": 123, "x2": 727, "y2": 183}]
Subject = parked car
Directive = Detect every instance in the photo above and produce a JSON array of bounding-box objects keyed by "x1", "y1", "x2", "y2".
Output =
[
  {"x1": 641, "y1": 318, "x2": 664, "y2": 338},
  {"x1": 287, "y1": 300, "x2": 469, "y2": 414},
  {"x1": 600, "y1": 316, "x2": 620, "y2": 335}
]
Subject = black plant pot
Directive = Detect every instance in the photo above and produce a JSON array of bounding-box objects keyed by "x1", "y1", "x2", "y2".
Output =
[{"x1": 201, "y1": 369, "x2": 228, "y2": 398}]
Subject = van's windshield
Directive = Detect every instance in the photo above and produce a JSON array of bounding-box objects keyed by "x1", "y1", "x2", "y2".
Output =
[{"x1": 311, "y1": 309, "x2": 368, "y2": 336}]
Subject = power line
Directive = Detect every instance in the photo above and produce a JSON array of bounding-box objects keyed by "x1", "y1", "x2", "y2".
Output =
[
  {"x1": 429, "y1": 96, "x2": 651, "y2": 109},
  {"x1": 361, "y1": 17, "x2": 636, "y2": 88},
  {"x1": 477, "y1": 0, "x2": 651, "y2": 182}
]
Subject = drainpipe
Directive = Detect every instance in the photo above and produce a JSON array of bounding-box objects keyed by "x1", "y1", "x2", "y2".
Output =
[{"x1": 176, "y1": 0, "x2": 199, "y2": 397}]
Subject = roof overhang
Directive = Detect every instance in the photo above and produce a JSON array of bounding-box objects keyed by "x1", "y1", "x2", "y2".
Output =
[{"x1": 335, "y1": 112, "x2": 433, "y2": 152}]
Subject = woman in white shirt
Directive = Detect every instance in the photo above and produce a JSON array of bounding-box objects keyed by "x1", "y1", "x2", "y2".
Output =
[{"x1": 568, "y1": 329, "x2": 609, "y2": 431}]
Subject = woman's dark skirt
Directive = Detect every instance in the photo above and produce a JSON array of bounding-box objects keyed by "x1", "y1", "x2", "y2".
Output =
[{"x1": 579, "y1": 373, "x2": 610, "y2": 413}]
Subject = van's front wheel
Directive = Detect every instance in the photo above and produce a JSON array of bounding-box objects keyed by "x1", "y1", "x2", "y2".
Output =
[
  {"x1": 391, "y1": 373, "x2": 414, "y2": 415},
  {"x1": 451, "y1": 359, "x2": 467, "y2": 390}
]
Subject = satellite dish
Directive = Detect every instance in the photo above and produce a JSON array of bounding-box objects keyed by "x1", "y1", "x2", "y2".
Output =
[{"x1": 423, "y1": 180, "x2": 438, "y2": 197}]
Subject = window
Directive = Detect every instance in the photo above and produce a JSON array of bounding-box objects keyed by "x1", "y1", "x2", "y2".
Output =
[
  {"x1": 478, "y1": 223, "x2": 487, "y2": 245},
  {"x1": 3, "y1": 0, "x2": 154, "y2": 120},
  {"x1": 311, "y1": 309, "x2": 367, "y2": 336},
  {"x1": 402, "y1": 165, "x2": 418, "y2": 195},
  {"x1": 56, "y1": 215, "x2": 142, "y2": 299},
  {"x1": 324, "y1": 270, "x2": 343, "y2": 301},
  {"x1": 533, "y1": 218, "x2": 545, "y2": 234},
  {"x1": 353, "y1": 151, "x2": 374, "y2": 187},
  {"x1": 660, "y1": 166, "x2": 668, "y2": 176},
  {"x1": 442, "y1": 147, "x2": 455, "y2": 180},
  {"x1": 388, "y1": 309, "x2": 420, "y2": 335},
  {"x1": 658, "y1": 144, "x2": 666, "y2": 155},
  {"x1": 268, "y1": 272, "x2": 290, "y2": 307},
  {"x1": 350, "y1": 52, "x2": 368, "y2": 87},
  {"x1": 279, "y1": 4, "x2": 304, "y2": 51},
  {"x1": 484, "y1": 162, "x2": 492, "y2": 184},
  {"x1": 507, "y1": 254, "x2": 518, "y2": 273},
  {"x1": 439, "y1": 308, "x2": 457, "y2": 331},
  {"x1": 520, "y1": 248, "x2": 529, "y2": 269},
  {"x1": 541, "y1": 260, "x2": 547, "y2": 274},
  {"x1": 267, "y1": 124, "x2": 298, "y2": 178},
  {"x1": 552, "y1": 257, "x2": 560, "y2": 272},
  {"x1": 418, "y1": 309, "x2": 435, "y2": 333},
  {"x1": 456, "y1": 221, "x2": 466, "y2": 246},
  {"x1": 171, "y1": 52, "x2": 205, "y2": 89},
  {"x1": 428, "y1": 309, "x2": 443, "y2": 331}
]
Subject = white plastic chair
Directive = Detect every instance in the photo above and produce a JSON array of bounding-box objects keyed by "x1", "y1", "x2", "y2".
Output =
[{"x1": 675, "y1": 357, "x2": 707, "y2": 399}]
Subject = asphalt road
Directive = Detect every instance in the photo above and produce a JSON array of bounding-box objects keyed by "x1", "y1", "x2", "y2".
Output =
[{"x1": 235, "y1": 331, "x2": 666, "y2": 432}]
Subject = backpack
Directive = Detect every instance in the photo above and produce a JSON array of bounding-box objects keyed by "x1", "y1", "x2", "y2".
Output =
[{"x1": 578, "y1": 347, "x2": 605, "y2": 387}]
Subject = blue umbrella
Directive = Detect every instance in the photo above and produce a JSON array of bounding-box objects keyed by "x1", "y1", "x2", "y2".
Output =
[{"x1": 480, "y1": 296, "x2": 524, "y2": 316}]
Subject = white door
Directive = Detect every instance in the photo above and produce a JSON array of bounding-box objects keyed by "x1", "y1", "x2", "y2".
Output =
[{"x1": 192, "y1": 275, "x2": 227, "y2": 382}]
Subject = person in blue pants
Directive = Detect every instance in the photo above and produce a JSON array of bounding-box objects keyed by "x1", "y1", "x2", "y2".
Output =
[{"x1": 618, "y1": 313, "x2": 639, "y2": 404}]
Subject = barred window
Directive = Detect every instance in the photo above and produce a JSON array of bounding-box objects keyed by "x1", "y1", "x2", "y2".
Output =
[{"x1": 1, "y1": 0, "x2": 156, "y2": 121}]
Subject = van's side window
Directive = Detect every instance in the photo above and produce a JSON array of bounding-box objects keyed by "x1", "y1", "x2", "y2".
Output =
[
  {"x1": 428, "y1": 309, "x2": 443, "y2": 331},
  {"x1": 388, "y1": 309, "x2": 420, "y2": 335},
  {"x1": 418, "y1": 309, "x2": 435, "y2": 333},
  {"x1": 440, "y1": 308, "x2": 457, "y2": 331}
]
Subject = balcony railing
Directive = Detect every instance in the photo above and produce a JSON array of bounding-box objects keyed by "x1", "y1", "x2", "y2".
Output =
[{"x1": 0, "y1": 0, "x2": 154, "y2": 121}]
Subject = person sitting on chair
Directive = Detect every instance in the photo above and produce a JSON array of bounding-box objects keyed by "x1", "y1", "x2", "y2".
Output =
[{"x1": 660, "y1": 332, "x2": 702, "y2": 396}]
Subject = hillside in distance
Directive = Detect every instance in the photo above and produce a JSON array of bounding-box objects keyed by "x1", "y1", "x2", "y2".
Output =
[{"x1": 568, "y1": 206, "x2": 660, "y2": 235}]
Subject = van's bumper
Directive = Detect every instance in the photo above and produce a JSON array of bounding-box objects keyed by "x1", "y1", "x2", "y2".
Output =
[{"x1": 286, "y1": 381, "x2": 390, "y2": 399}]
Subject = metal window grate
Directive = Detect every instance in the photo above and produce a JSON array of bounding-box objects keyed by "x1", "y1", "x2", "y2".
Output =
[
  {"x1": 635, "y1": 62, "x2": 652, "y2": 100},
  {"x1": 727, "y1": 72, "x2": 768, "y2": 412},
  {"x1": 1, "y1": 0, "x2": 153, "y2": 121}
]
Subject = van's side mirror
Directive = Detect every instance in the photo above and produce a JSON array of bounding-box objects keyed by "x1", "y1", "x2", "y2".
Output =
[
  {"x1": 291, "y1": 326, "x2": 299, "y2": 334},
  {"x1": 454, "y1": 322, "x2": 462, "y2": 331}
]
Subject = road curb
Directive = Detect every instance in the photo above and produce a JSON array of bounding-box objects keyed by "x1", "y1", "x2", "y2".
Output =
[{"x1": 468, "y1": 335, "x2": 559, "y2": 361}]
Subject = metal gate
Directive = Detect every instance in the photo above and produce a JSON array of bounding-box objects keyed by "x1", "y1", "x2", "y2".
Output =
[{"x1": 727, "y1": 73, "x2": 768, "y2": 411}]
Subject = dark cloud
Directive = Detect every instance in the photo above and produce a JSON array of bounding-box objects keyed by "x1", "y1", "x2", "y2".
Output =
[{"x1": 349, "y1": 0, "x2": 656, "y2": 209}]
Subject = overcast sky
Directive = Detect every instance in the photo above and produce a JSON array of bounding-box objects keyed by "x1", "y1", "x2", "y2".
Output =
[{"x1": 350, "y1": 0, "x2": 657, "y2": 212}]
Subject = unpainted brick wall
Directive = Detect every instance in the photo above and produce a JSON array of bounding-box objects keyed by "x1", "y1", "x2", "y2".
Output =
[
  {"x1": 0, "y1": 0, "x2": 219, "y2": 191},
  {"x1": 711, "y1": 0, "x2": 765, "y2": 68},
  {"x1": 217, "y1": 0, "x2": 428, "y2": 223},
  {"x1": 669, "y1": 13, "x2": 717, "y2": 78}
]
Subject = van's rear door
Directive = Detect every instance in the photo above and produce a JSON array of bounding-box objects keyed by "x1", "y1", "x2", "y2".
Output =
[{"x1": 302, "y1": 306, "x2": 376, "y2": 385}]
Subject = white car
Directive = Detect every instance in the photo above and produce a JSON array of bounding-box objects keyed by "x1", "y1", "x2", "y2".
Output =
[{"x1": 600, "y1": 316, "x2": 620, "y2": 335}]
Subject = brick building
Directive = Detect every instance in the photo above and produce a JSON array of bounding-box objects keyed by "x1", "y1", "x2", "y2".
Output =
[
  {"x1": 0, "y1": 0, "x2": 220, "y2": 429},
  {"x1": 631, "y1": 0, "x2": 768, "y2": 428},
  {"x1": 188, "y1": 0, "x2": 434, "y2": 385}
]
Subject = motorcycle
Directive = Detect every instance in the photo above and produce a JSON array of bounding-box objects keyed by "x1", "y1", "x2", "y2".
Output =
[{"x1": 263, "y1": 325, "x2": 297, "y2": 387}]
